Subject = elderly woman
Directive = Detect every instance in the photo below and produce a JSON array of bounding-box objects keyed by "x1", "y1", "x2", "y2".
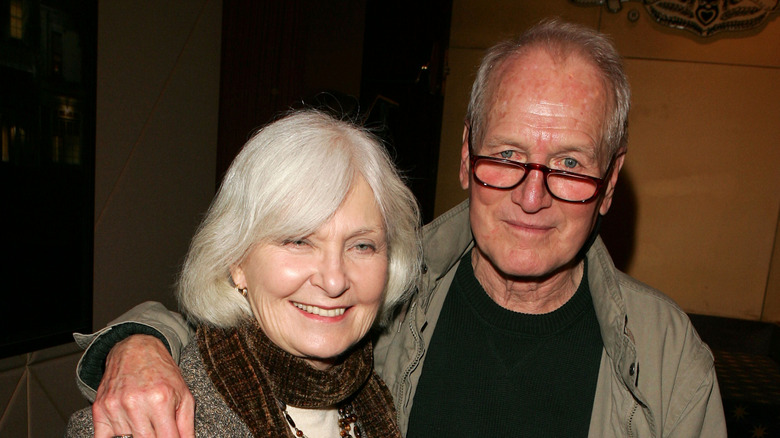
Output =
[{"x1": 66, "y1": 110, "x2": 420, "y2": 437}]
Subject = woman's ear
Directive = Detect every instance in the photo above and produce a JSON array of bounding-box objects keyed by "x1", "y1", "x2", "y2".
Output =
[{"x1": 230, "y1": 264, "x2": 246, "y2": 289}]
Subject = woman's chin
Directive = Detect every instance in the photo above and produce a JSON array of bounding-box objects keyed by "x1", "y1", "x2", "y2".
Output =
[
  {"x1": 298, "y1": 341, "x2": 359, "y2": 370},
  {"x1": 304, "y1": 356, "x2": 337, "y2": 370}
]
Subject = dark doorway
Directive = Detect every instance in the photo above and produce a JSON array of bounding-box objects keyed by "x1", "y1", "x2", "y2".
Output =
[
  {"x1": 358, "y1": 1, "x2": 452, "y2": 223},
  {"x1": 217, "y1": 0, "x2": 453, "y2": 224}
]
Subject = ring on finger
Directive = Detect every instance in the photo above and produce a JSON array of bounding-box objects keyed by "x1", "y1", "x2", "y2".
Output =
[{"x1": 112, "y1": 435, "x2": 133, "y2": 438}]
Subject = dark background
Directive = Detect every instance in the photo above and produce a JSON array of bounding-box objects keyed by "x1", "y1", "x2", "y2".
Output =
[{"x1": 1, "y1": 0, "x2": 96, "y2": 358}]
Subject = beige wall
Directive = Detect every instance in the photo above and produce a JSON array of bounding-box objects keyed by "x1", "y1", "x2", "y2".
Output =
[
  {"x1": 0, "y1": 1, "x2": 222, "y2": 436},
  {"x1": 435, "y1": 1, "x2": 780, "y2": 322}
]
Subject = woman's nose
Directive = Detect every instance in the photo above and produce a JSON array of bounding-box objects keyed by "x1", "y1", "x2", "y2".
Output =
[{"x1": 312, "y1": 251, "x2": 349, "y2": 297}]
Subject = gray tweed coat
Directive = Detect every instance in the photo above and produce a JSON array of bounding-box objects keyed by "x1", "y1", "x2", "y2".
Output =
[{"x1": 65, "y1": 341, "x2": 253, "y2": 437}]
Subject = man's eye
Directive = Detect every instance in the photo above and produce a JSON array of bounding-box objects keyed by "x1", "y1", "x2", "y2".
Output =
[
  {"x1": 563, "y1": 157, "x2": 579, "y2": 169},
  {"x1": 499, "y1": 150, "x2": 515, "y2": 159}
]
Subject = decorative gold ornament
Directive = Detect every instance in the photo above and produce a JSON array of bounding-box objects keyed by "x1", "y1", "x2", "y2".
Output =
[{"x1": 570, "y1": 0, "x2": 779, "y2": 36}]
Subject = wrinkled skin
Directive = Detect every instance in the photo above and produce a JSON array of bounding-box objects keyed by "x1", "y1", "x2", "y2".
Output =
[
  {"x1": 460, "y1": 49, "x2": 623, "y2": 314},
  {"x1": 231, "y1": 177, "x2": 388, "y2": 370},
  {"x1": 92, "y1": 335, "x2": 194, "y2": 438}
]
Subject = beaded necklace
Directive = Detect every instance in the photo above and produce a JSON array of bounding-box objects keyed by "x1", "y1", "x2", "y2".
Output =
[{"x1": 278, "y1": 399, "x2": 362, "y2": 437}]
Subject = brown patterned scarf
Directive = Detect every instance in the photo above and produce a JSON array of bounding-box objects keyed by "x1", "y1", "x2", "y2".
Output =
[{"x1": 198, "y1": 320, "x2": 401, "y2": 437}]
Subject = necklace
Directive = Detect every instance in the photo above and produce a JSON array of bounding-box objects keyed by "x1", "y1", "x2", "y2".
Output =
[{"x1": 277, "y1": 399, "x2": 362, "y2": 437}]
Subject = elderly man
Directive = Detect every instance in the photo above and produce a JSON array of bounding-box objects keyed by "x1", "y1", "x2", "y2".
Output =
[{"x1": 73, "y1": 19, "x2": 725, "y2": 437}]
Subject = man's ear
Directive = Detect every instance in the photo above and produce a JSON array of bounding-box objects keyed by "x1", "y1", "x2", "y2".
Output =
[
  {"x1": 599, "y1": 152, "x2": 626, "y2": 216},
  {"x1": 459, "y1": 124, "x2": 471, "y2": 190}
]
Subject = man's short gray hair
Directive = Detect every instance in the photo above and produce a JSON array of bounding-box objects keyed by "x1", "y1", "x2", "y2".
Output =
[
  {"x1": 466, "y1": 18, "x2": 631, "y2": 164},
  {"x1": 177, "y1": 109, "x2": 422, "y2": 328}
]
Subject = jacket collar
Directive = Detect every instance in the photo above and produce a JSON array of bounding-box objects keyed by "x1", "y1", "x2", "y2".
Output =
[
  {"x1": 586, "y1": 238, "x2": 642, "y2": 392},
  {"x1": 419, "y1": 200, "x2": 473, "y2": 310}
]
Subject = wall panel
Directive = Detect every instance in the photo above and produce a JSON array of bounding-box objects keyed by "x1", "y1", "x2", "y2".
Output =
[
  {"x1": 0, "y1": 0, "x2": 223, "y2": 436},
  {"x1": 624, "y1": 59, "x2": 780, "y2": 318},
  {"x1": 437, "y1": 0, "x2": 780, "y2": 320}
]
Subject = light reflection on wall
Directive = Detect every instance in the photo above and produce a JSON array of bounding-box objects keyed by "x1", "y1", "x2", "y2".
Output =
[
  {"x1": 1, "y1": 0, "x2": 85, "y2": 167},
  {"x1": 10, "y1": 0, "x2": 23, "y2": 40},
  {"x1": 53, "y1": 98, "x2": 81, "y2": 165},
  {"x1": 0, "y1": 124, "x2": 27, "y2": 164}
]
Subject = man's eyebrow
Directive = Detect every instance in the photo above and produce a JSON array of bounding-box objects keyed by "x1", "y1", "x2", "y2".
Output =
[
  {"x1": 481, "y1": 136, "x2": 526, "y2": 149},
  {"x1": 481, "y1": 139, "x2": 598, "y2": 158},
  {"x1": 554, "y1": 145, "x2": 598, "y2": 158}
]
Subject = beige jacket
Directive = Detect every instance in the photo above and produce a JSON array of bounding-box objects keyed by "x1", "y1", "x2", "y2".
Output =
[
  {"x1": 75, "y1": 201, "x2": 726, "y2": 437},
  {"x1": 375, "y1": 201, "x2": 726, "y2": 437}
]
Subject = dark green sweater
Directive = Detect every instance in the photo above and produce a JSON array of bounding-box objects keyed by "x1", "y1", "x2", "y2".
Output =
[{"x1": 407, "y1": 252, "x2": 602, "y2": 437}]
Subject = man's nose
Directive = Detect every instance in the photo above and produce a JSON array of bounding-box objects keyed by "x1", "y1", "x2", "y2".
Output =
[
  {"x1": 312, "y1": 250, "x2": 350, "y2": 297},
  {"x1": 511, "y1": 168, "x2": 552, "y2": 212}
]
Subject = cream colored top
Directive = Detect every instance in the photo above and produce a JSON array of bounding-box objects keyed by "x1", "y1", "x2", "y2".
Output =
[{"x1": 285, "y1": 405, "x2": 356, "y2": 438}]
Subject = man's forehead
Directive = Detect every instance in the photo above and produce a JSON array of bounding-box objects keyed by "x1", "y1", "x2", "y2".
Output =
[
  {"x1": 495, "y1": 49, "x2": 604, "y2": 98},
  {"x1": 482, "y1": 50, "x2": 608, "y2": 141}
]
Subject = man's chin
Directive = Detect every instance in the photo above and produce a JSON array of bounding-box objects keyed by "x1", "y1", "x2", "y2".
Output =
[{"x1": 491, "y1": 249, "x2": 579, "y2": 281}]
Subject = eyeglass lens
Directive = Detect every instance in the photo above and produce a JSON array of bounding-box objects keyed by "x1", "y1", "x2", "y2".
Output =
[{"x1": 473, "y1": 159, "x2": 600, "y2": 202}]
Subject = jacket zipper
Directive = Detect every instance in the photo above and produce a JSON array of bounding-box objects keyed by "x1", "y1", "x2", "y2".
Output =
[
  {"x1": 627, "y1": 400, "x2": 639, "y2": 438},
  {"x1": 398, "y1": 301, "x2": 424, "y2": 414}
]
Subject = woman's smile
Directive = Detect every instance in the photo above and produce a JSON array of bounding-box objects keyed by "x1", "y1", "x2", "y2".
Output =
[{"x1": 292, "y1": 301, "x2": 348, "y2": 318}]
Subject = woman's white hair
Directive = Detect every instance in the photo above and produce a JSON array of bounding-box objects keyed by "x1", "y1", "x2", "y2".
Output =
[{"x1": 177, "y1": 109, "x2": 422, "y2": 327}]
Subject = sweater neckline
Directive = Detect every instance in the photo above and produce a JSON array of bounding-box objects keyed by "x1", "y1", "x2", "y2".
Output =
[{"x1": 454, "y1": 251, "x2": 592, "y2": 336}]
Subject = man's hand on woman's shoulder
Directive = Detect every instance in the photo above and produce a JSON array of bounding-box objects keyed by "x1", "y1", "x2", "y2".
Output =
[{"x1": 92, "y1": 334, "x2": 195, "y2": 438}]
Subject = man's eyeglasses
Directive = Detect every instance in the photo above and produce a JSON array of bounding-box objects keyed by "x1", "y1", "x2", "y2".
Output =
[{"x1": 467, "y1": 133, "x2": 617, "y2": 203}]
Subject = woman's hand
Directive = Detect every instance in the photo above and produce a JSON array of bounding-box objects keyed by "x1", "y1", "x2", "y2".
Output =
[{"x1": 92, "y1": 335, "x2": 195, "y2": 438}]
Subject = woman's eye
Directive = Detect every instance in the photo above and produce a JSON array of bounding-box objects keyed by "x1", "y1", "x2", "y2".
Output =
[
  {"x1": 563, "y1": 157, "x2": 579, "y2": 169},
  {"x1": 353, "y1": 243, "x2": 376, "y2": 252},
  {"x1": 283, "y1": 239, "x2": 308, "y2": 247}
]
